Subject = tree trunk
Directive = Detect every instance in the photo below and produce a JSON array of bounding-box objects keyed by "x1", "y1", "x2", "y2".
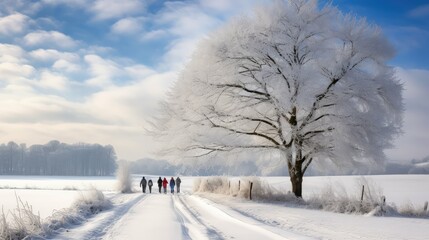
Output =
[
  {"x1": 290, "y1": 170, "x2": 303, "y2": 198},
  {"x1": 289, "y1": 159, "x2": 303, "y2": 198}
]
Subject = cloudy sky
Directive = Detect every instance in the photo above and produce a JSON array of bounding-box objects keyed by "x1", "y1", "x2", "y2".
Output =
[{"x1": 0, "y1": 0, "x2": 428, "y2": 162}]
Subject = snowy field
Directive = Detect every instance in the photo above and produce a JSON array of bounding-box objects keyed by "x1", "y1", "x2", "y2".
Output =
[{"x1": 1, "y1": 174, "x2": 428, "y2": 239}]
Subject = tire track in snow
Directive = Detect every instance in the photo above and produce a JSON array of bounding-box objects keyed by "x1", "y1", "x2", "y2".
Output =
[
  {"x1": 191, "y1": 195, "x2": 319, "y2": 240},
  {"x1": 177, "y1": 196, "x2": 294, "y2": 240},
  {"x1": 103, "y1": 194, "x2": 186, "y2": 240},
  {"x1": 172, "y1": 194, "x2": 224, "y2": 240},
  {"x1": 82, "y1": 194, "x2": 148, "y2": 240}
]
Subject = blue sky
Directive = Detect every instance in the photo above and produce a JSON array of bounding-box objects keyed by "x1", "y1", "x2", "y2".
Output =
[
  {"x1": 336, "y1": 0, "x2": 429, "y2": 69},
  {"x1": 0, "y1": 0, "x2": 428, "y2": 162}
]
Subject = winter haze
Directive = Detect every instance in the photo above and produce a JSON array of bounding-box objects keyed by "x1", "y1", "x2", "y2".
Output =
[{"x1": 0, "y1": 0, "x2": 428, "y2": 166}]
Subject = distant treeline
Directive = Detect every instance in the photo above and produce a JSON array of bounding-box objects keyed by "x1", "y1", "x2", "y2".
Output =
[{"x1": 0, "y1": 140, "x2": 117, "y2": 176}]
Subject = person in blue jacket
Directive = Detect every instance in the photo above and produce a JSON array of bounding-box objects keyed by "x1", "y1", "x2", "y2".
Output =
[{"x1": 169, "y1": 177, "x2": 175, "y2": 194}]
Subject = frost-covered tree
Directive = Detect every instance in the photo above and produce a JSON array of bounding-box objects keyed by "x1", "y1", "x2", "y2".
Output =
[{"x1": 152, "y1": 0, "x2": 403, "y2": 197}]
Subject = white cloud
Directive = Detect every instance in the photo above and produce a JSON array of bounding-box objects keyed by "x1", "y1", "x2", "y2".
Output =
[
  {"x1": 38, "y1": 70, "x2": 69, "y2": 90},
  {"x1": 157, "y1": 3, "x2": 221, "y2": 37},
  {"x1": 52, "y1": 59, "x2": 82, "y2": 73},
  {"x1": 141, "y1": 29, "x2": 167, "y2": 41},
  {"x1": 409, "y1": 4, "x2": 429, "y2": 18},
  {"x1": 386, "y1": 68, "x2": 429, "y2": 161},
  {"x1": 147, "y1": 2, "x2": 223, "y2": 70},
  {"x1": 0, "y1": 13, "x2": 30, "y2": 36},
  {"x1": 84, "y1": 54, "x2": 122, "y2": 87},
  {"x1": 23, "y1": 30, "x2": 79, "y2": 49},
  {"x1": 85, "y1": 71, "x2": 175, "y2": 125},
  {"x1": 198, "y1": 0, "x2": 265, "y2": 13},
  {"x1": 29, "y1": 49, "x2": 79, "y2": 63},
  {"x1": 0, "y1": 62, "x2": 35, "y2": 82},
  {"x1": 0, "y1": 85, "x2": 82, "y2": 124},
  {"x1": 125, "y1": 64, "x2": 156, "y2": 80},
  {"x1": 0, "y1": 0, "x2": 42, "y2": 15},
  {"x1": 0, "y1": 44, "x2": 28, "y2": 64},
  {"x1": 91, "y1": 0, "x2": 145, "y2": 20},
  {"x1": 111, "y1": 17, "x2": 144, "y2": 35},
  {"x1": 41, "y1": 0, "x2": 87, "y2": 7},
  {"x1": 199, "y1": 0, "x2": 234, "y2": 12}
]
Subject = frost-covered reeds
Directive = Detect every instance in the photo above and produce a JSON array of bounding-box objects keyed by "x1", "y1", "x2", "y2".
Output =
[
  {"x1": 194, "y1": 176, "x2": 429, "y2": 218},
  {"x1": 0, "y1": 194, "x2": 43, "y2": 240},
  {"x1": 0, "y1": 188, "x2": 111, "y2": 239},
  {"x1": 45, "y1": 188, "x2": 112, "y2": 233},
  {"x1": 193, "y1": 177, "x2": 302, "y2": 203},
  {"x1": 307, "y1": 177, "x2": 385, "y2": 214}
]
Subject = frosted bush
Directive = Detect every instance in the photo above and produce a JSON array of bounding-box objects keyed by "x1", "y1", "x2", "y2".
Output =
[
  {"x1": 0, "y1": 189, "x2": 111, "y2": 239},
  {"x1": 397, "y1": 202, "x2": 429, "y2": 218},
  {"x1": 236, "y1": 177, "x2": 301, "y2": 203},
  {"x1": 116, "y1": 161, "x2": 133, "y2": 193},
  {"x1": 193, "y1": 176, "x2": 303, "y2": 203},
  {"x1": 74, "y1": 188, "x2": 112, "y2": 215},
  {"x1": 193, "y1": 177, "x2": 230, "y2": 194},
  {"x1": 44, "y1": 188, "x2": 112, "y2": 233},
  {"x1": 307, "y1": 177, "x2": 385, "y2": 214}
]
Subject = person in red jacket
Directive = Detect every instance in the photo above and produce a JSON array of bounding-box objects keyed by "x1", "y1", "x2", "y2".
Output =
[{"x1": 162, "y1": 177, "x2": 168, "y2": 194}]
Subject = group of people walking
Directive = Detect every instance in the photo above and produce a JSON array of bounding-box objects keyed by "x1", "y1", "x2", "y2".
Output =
[{"x1": 140, "y1": 176, "x2": 181, "y2": 194}]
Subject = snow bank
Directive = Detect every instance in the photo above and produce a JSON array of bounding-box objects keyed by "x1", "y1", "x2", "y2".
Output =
[{"x1": 0, "y1": 189, "x2": 111, "y2": 239}]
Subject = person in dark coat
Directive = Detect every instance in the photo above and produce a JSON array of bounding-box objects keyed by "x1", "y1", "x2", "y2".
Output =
[
  {"x1": 148, "y1": 179, "x2": 153, "y2": 193},
  {"x1": 176, "y1": 177, "x2": 182, "y2": 193},
  {"x1": 157, "y1": 177, "x2": 162, "y2": 193},
  {"x1": 140, "y1": 176, "x2": 147, "y2": 193},
  {"x1": 169, "y1": 177, "x2": 175, "y2": 194},
  {"x1": 162, "y1": 177, "x2": 168, "y2": 194}
]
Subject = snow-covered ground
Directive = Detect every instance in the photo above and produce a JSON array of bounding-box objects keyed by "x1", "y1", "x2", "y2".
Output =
[{"x1": 1, "y1": 175, "x2": 428, "y2": 239}]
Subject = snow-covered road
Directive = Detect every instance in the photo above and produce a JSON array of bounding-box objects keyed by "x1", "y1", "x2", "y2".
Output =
[{"x1": 53, "y1": 193, "x2": 313, "y2": 240}]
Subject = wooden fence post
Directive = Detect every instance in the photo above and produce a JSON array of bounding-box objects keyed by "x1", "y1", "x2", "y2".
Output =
[
  {"x1": 424, "y1": 201, "x2": 428, "y2": 212},
  {"x1": 360, "y1": 185, "x2": 365, "y2": 202},
  {"x1": 249, "y1": 181, "x2": 253, "y2": 200},
  {"x1": 238, "y1": 180, "x2": 241, "y2": 191}
]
